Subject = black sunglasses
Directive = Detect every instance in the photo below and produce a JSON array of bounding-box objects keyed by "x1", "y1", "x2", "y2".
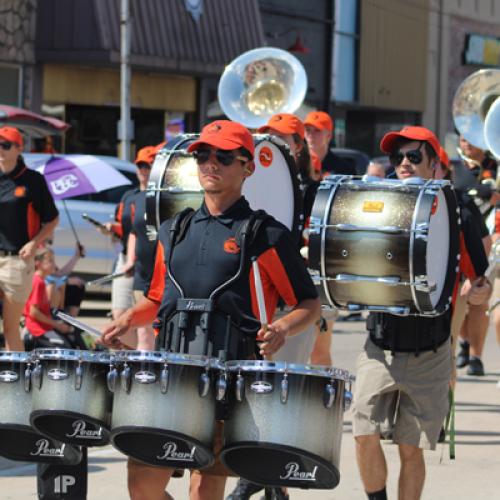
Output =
[
  {"x1": 389, "y1": 144, "x2": 424, "y2": 167},
  {"x1": 0, "y1": 142, "x2": 13, "y2": 151},
  {"x1": 193, "y1": 148, "x2": 249, "y2": 167}
]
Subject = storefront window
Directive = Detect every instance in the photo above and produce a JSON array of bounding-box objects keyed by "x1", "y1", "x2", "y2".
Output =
[
  {"x1": 0, "y1": 64, "x2": 21, "y2": 106},
  {"x1": 332, "y1": 0, "x2": 359, "y2": 103}
]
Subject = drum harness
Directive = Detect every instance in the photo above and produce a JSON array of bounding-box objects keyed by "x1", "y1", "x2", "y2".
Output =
[
  {"x1": 155, "y1": 207, "x2": 272, "y2": 361},
  {"x1": 367, "y1": 310, "x2": 451, "y2": 357}
]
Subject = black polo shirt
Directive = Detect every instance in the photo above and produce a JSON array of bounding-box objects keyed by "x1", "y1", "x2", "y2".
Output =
[
  {"x1": 146, "y1": 196, "x2": 318, "y2": 336},
  {"x1": 113, "y1": 187, "x2": 139, "y2": 254},
  {"x1": 131, "y1": 190, "x2": 157, "y2": 291},
  {"x1": 0, "y1": 157, "x2": 59, "y2": 252},
  {"x1": 322, "y1": 149, "x2": 357, "y2": 176}
]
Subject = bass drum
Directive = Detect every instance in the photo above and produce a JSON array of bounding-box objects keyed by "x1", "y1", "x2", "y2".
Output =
[
  {"x1": 146, "y1": 134, "x2": 302, "y2": 242},
  {"x1": 308, "y1": 176, "x2": 460, "y2": 316}
]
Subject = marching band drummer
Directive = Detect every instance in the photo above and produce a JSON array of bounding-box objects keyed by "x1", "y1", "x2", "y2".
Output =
[
  {"x1": 101, "y1": 120, "x2": 320, "y2": 500},
  {"x1": 352, "y1": 126, "x2": 492, "y2": 500}
]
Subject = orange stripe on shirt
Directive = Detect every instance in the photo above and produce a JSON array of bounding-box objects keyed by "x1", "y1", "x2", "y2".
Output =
[
  {"x1": 27, "y1": 202, "x2": 41, "y2": 240},
  {"x1": 249, "y1": 247, "x2": 299, "y2": 328},
  {"x1": 147, "y1": 241, "x2": 166, "y2": 303},
  {"x1": 459, "y1": 232, "x2": 477, "y2": 281},
  {"x1": 113, "y1": 202, "x2": 124, "y2": 238}
]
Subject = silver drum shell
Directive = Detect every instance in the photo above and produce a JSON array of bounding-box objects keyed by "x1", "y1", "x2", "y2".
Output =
[
  {"x1": 110, "y1": 353, "x2": 218, "y2": 468},
  {"x1": 221, "y1": 364, "x2": 346, "y2": 489},
  {"x1": 30, "y1": 349, "x2": 112, "y2": 446},
  {"x1": 0, "y1": 352, "x2": 81, "y2": 464}
]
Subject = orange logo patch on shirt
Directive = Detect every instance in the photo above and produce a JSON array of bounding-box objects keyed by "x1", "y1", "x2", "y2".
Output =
[
  {"x1": 14, "y1": 186, "x2": 26, "y2": 197},
  {"x1": 223, "y1": 237, "x2": 240, "y2": 254},
  {"x1": 259, "y1": 146, "x2": 273, "y2": 167}
]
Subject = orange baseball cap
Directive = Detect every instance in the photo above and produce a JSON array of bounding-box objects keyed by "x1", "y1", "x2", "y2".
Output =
[
  {"x1": 310, "y1": 151, "x2": 322, "y2": 172},
  {"x1": 438, "y1": 146, "x2": 450, "y2": 168},
  {"x1": 257, "y1": 113, "x2": 305, "y2": 140},
  {"x1": 0, "y1": 126, "x2": 23, "y2": 147},
  {"x1": 304, "y1": 111, "x2": 333, "y2": 132},
  {"x1": 380, "y1": 126, "x2": 440, "y2": 156},
  {"x1": 187, "y1": 120, "x2": 254, "y2": 158},
  {"x1": 134, "y1": 145, "x2": 157, "y2": 166}
]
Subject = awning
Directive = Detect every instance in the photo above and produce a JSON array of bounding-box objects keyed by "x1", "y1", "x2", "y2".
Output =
[{"x1": 36, "y1": 0, "x2": 267, "y2": 76}]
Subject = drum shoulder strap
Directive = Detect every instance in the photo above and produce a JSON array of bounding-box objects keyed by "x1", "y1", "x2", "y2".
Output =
[
  {"x1": 169, "y1": 208, "x2": 195, "y2": 247},
  {"x1": 235, "y1": 209, "x2": 272, "y2": 249}
]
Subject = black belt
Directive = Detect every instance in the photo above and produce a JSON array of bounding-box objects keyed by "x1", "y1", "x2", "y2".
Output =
[{"x1": 0, "y1": 249, "x2": 18, "y2": 256}]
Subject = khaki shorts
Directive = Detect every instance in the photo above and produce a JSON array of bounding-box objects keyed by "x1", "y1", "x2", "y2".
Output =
[
  {"x1": 352, "y1": 338, "x2": 452, "y2": 450},
  {"x1": 0, "y1": 255, "x2": 34, "y2": 303}
]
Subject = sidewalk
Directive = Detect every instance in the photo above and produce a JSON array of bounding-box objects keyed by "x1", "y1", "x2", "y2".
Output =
[{"x1": 1, "y1": 318, "x2": 499, "y2": 499}]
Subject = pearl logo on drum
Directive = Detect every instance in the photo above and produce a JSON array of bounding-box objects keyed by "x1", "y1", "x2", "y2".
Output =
[
  {"x1": 156, "y1": 442, "x2": 197, "y2": 462},
  {"x1": 134, "y1": 371, "x2": 157, "y2": 384},
  {"x1": 30, "y1": 439, "x2": 66, "y2": 458},
  {"x1": 279, "y1": 462, "x2": 318, "y2": 481},
  {"x1": 66, "y1": 420, "x2": 103, "y2": 440},
  {"x1": 0, "y1": 370, "x2": 19, "y2": 382},
  {"x1": 185, "y1": 300, "x2": 205, "y2": 311},
  {"x1": 48, "y1": 368, "x2": 69, "y2": 380}
]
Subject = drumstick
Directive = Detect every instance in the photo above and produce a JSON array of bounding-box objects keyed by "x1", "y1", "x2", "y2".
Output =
[
  {"x1": 86, "y1": 272, "x2": 126, "y2": 287},
  {"x1": 252, "y1": 258, "x2": 272, "y2": 360},
  {"x1": 56, "y1": 311, "x2": 133, "y2": 350}
]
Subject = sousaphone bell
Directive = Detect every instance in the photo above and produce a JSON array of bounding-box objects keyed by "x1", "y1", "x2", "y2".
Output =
[{"x1": 217, "y1": 47, "x2": 308, "y2": 129}]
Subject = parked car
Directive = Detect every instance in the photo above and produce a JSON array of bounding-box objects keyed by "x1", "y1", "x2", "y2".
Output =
[{"x1": 23, "y1": 153, "x2": 138, "y2": 288}]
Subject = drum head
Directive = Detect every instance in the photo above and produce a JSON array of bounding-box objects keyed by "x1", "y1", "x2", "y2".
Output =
[
  {"x1": 30, "y1": 410, "x2": 110, "y2": 447},
  {"x1": 221, "y1": 442, "x2": 340, "y2": 489},
  {"x1": 0, "y1": 425, "x2": 82, "y2": 464},
  {"x1": 146, "y1": 135, "x2": 204, "y2": 230},
  {"x1": 111, "y1": 427, "x2": 214, "y2": 469},
  {"x1": 243, "y1": 137, "x2": 301, "y2": 240},
  {"x1": 426, "y1": 189, "x2": 450, "y2": 307}
]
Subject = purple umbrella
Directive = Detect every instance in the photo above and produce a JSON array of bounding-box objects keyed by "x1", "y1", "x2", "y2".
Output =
[{"x1": 34, "y1": 155, "x2": 131, "y2": 243}]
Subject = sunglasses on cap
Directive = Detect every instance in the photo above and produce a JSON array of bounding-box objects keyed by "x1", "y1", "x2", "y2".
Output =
[
  {"x1": 389, "y1": 144, "x2": 424, "y2": 167},
  {"x1": 0, "y1": 142, "x2": 14, "y2": 151},
  {"x1": 192, "y1": 148, "x2": 249, "y2": 166}
]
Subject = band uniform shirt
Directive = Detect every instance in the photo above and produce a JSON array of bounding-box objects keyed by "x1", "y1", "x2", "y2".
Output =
[
  {"x1": 321, "y1": 149, "x2": 357, "y2": 176},
  {"x1": 24, "y1": 273, "x2": 53, "y2": 336},
  {"x1": 146, "y1": 196, "x2": 318, "y2": 337},
  {"x1": 130, "y1": 190, "x2": 156, "y2": 292},
  {"x1": 112, "y1": 187, "x2": 139, "y2": 255},
  {"x1": 0, "y1": 157, "x2": 59, "y2": 252}
]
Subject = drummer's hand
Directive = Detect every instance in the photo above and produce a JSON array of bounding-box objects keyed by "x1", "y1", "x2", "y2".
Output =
[
  {"x1": 122, "y1": 261, "x2": 135, "y2": 277},
  {"x1": 258, "y1": 321, "x2": 289, "y2": 358},
  {"x1": 101, "y1": 311, "x2": 132, "y2": 348},
  {"x1": 55, "y1": 321, "x2": 73, "y2": 334},
  {"x1": 467, "y1": 276, "x2": 492, "y2": 305},
  {"x1": 460, "y1": 279, "x2": 471, "y2": 297}
]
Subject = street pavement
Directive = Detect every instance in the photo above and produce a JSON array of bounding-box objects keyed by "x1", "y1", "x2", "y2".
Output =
[{"x1": 1, "y1": 311, "x2": 499, "y2": 499}]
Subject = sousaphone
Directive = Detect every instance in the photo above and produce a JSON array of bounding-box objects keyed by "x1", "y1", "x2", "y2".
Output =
[{"x1": 217, "y1": 47, "x2": 308, "y2": 129}]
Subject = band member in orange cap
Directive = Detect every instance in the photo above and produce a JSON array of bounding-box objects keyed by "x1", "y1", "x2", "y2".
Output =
[{"x1": 101, "y1": 120, "x2": 320, "y2": 500}]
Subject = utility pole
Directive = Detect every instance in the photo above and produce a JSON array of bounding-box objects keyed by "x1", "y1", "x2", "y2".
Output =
[{"x1": 119, "y1": 0, "x2": 132, "y2": 161}]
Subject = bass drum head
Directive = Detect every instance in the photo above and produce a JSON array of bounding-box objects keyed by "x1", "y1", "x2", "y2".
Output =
[
  {"x1": 146, "y1": 134, "x2": 204, "y2": 230},
  {"x1": 426, "y1": 189, "x2": 450, "y2": 308},
  {"x1": 243, "y1": 136, "x2": 302, "y2": 242}
]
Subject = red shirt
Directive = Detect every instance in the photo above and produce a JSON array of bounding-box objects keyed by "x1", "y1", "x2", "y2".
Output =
[{"x1": 24, "y1": 273, "x2": 53, "y2": 337}]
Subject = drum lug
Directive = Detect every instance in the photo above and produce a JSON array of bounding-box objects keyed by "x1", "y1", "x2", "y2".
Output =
[
  {"x1": 216, "y1": 372, "x2": 227, "y2": 401},
  {"x1": 32, "y1": 362, "x2": 42, "y2": 390},
  {"x1": 75, "y1": 362, "x2": 83, "y2": 391},
  {"x1": 280, "y1": 373, "x2": 289, "y2": 404},
  {"x1": 24, "y1": 363, "x2": 32, "y2": 393},
  {"x1": 107, "y1": 365, "x2": 117, "y2": 393},
  {"x1": 121, "y1": 363, "x2": 132, "y2": 393},
  {"x1": 323, "y1": 381, "x2": 336, "y2": 409},
  {"x1": 160, "y1": 364, "x2": 169, "y2": 394},
  {"x1": 198, "y1": 369, "x2": 210, "y2": 398},
  {"x1": 235, "y1": 372, "x2": 245, "y2": 402}
]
